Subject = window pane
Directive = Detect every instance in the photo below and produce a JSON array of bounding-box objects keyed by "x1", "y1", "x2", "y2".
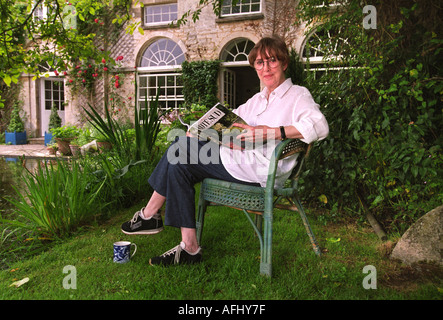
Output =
[
  {"x1": 221, "y1": 0, "x2": 260, "y2": 16},
  {"x1": 138, "y1": 73, "x2": 184, "y2": 112},
  {"x1": 145, "y1": 3, "x2": 177, "y2": 25},
  {"x1": 140, "y1": 38, "x2": 185, "y2": 67}
]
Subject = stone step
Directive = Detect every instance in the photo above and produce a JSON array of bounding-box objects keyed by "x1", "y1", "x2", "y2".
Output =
[{"x1": 28, "y1": 137, "x2": 45, "y2": 145}]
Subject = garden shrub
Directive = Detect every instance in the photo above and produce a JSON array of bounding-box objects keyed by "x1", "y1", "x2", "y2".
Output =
[
  {"x1": 181, "y1": 60, "x2": 221, "y2": 108},
  {"x1": 297, "y1": 0, "x2": 442, "y2": 230}
]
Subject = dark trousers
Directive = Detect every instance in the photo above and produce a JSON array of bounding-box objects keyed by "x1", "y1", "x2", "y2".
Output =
[{"x1": 148, "y1": 136, "x2": 260, "y2": 228}]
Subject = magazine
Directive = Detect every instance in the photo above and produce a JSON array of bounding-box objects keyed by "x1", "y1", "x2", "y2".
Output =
[{"x1": 179, "y1": 103, "x2": 247, "y2": 149}]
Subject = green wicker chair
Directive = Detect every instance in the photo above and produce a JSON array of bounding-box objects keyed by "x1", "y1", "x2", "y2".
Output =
[{"x1": 196, "y1": 138, "x2": 321, "y2": 277}]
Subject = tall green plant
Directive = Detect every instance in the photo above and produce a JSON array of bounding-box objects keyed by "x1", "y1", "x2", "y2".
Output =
[
  {"x1": 4, "y1": 159, "x2": 105, "y2": 238},
  {"x1": 134, "y1": 94, "x2": 163, "y2": 160},
  {"x1": 83, "y1": 101, "x2": 132, "y2": 156},
  {"x1": 7, "y1": 103, "x2": 25, "y2": 132}
]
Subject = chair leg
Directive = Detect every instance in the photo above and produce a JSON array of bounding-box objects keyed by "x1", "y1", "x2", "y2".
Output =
[
  {"x1": 294, "y1": 196, "x2": 322, "y2": 256},
  {"x1": 260, "y1": 212, "x2": 272, "y2": 277}
]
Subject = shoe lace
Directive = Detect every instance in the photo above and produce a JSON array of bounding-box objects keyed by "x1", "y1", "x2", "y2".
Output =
[
  {"x1": 129, "y1": 208, "x2": 144, "y2": 226},
  {"x1": 160, "y1": 242, "x2": 185, "y2": 264}
]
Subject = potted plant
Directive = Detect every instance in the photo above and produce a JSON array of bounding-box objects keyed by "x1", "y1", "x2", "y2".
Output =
[
  {"x1": 69, "y1": 138, "x2": 82, "y2": 157},
  {"x1": 91, "y1": 130, "x2": 113, "y2": 153},
  {"x1": 46, "y1": 142, "x2": 58, "y2": 156},
  {"x1": 45, "y1": 105, "x2": 62, "y2": 146},
  {"x1": 51, "y1": 125, "x2": 80, "y2": 155},
  {"x1": 95, "y1": 134, "x2": 113, "y2": 153},
  {"x1": 5, "y1": 103, "x2": 27, "y2": 145}
]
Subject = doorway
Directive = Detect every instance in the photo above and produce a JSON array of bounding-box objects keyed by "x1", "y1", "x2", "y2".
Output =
[
  {"x1": 40, "y1": 78, "x2": 65, "y2": 136},
  {"x1": 220, "y1": 66, "x2": 259, "y2": 109}
]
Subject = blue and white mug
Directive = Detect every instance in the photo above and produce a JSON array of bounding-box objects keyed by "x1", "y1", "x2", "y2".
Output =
[{"x1": 113, "y1": 241, "x2": 137, "y2": 263}]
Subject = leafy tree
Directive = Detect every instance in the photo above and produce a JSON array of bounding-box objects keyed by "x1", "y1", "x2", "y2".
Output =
[
  {"x1": 296, "y1": 0, "x2": 442, "y2": 230},
  {"x1": 0, "y1": 0, "x2": 137, "y2": 110}
]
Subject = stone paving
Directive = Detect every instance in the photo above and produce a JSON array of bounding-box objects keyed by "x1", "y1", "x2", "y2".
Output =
[{"x1": 0, "y1": 144, "x2": 54, "y2": 159}]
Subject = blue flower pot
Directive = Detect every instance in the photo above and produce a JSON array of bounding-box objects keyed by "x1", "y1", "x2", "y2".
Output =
[
  {"x1": 44, "y1": 131, "x2": 54, "y2": 146},
  {"x1": 5, "y1": 131, "x2": 27, "y2": 145}
]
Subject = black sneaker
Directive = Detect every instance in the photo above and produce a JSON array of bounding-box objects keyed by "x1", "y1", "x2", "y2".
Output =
[
  {"x1": 149, "y1": 242, "x2": 202, "y2": 266},
  {"x1": 121, "y1": 207, "x2": 163, "y2": 235}
]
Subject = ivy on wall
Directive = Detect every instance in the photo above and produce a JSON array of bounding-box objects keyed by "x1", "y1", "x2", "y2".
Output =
[{"x1": 181, "y1": 60, "x2": 221, "y2": 108}]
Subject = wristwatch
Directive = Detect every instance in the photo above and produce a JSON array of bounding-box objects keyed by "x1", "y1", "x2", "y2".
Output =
[{"x1": 279, "y1": 126, "x2": 286, "y2": 140}]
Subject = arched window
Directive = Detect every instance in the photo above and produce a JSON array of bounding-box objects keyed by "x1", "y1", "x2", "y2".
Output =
[
  {"x1": 140, "y1": 38, "x2": 185, "y2": 67},
  {"x1": 221, "y1": 38, "x2": 255, "y2": 62},
  {"x1": 301, "y1": 25, "x2": 350, "y2": 79},
  {"x1": 219, "y1": 38, "x2": 257, "y2": 108},
  {"x1": 138, "y1": 38, "x2": 185, "y2": 111},
  {"x1": 302, "y1": 26, "x2": 349, "y2": 64}
]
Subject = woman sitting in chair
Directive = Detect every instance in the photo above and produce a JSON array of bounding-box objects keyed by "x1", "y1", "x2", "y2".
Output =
[{"x1": 120, "y1": 35, "x2": 329, "y2": 266}]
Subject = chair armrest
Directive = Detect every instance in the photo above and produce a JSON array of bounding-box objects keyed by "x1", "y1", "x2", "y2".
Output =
[{"x1": 264, "y1": 139, "x2": 307, "y2": 193}]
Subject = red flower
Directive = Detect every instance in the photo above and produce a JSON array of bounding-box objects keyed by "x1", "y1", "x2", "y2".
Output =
[
  {"x1": 103, "y1": 67, "x2": 108, "y2": 71},
  {"x1": 94, "y1": 18, "x2": 99, "y2": 23},
  {"x1": 116, "y1": 55, "x2": 124, "y2": 61},
  {"x1": 102, "y1": 58, "x2": 106, "y2": 63},
  {"x1": 63, "y1": 71, "x2": 68, "y2": 76},
  {"x1": 115, "y1": 80, "x2": 119, "y2": 88},
  {"x1": 69, "y1": 79, "x2": 73, "y2": 83}
]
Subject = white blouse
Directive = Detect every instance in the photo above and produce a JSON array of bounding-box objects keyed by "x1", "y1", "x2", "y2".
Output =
[{"x1": 220, "y1": 78, "x2": 329, "y2": 188}]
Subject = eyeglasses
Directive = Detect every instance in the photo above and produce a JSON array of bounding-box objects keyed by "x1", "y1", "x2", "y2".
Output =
[{"x1": 253, "y1": 57, "x2": 280, "y2": 70}]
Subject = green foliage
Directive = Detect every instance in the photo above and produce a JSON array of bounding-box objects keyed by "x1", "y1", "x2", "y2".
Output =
[
  {"x1": 181, "y1": 60, "x2": 221, "y2": 108},
  {"x1": 134, "y1": 95, "x2": 163, "y2": 161},
  {"x1": 83, "y1": 101, "x2": 131, "y2": 154},
  {"x1": 0, "y1": 0, "x2": 133, "y2": 111},
  {"x1": 297, "y1": 0, "x2": 443, "y2": 230},
  {"x1": 48, "y1": 105, "x2": 62, "y2": 131},
  {"x1": 3, "y1": 90, "x2": 163, "y2": 239},
  {"x1": 50, "y1": 125, "x2": 80, "y2": 140},
  {"x1": 4, "y1": 159, "x2": 105, "y2": 238},
  {"x1": 286, "y1": 48, "x2": 305, "y2": 86},
  {"x1": 83, "y1": 89, "x2": 162, "y2": 161},
  {"x1": 6, "y1": 103, "x2": 25, "y2": 133}
]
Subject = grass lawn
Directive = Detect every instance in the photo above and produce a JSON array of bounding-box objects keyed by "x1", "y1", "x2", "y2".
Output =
[{"x1": 1, "y1": 197, "x2": 441, "y2": 303}]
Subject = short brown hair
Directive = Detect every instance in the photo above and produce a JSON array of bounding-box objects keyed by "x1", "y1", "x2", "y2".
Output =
[{"x1": 248, "y1": 35, "x2": 290, "y2": 68}]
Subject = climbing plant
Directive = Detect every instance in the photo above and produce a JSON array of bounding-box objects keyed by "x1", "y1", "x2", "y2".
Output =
[{"x1": 181, "y1": 60, "x2": 221, "y2": 108}]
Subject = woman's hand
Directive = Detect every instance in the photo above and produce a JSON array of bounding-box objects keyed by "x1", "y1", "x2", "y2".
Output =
[{"x1": 234, "y1": 123, "x2": 276, "y2": 143}]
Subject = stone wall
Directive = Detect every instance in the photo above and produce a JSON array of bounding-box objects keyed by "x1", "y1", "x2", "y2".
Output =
[{"x1": 21, "y1": 0, "x2": 309, "y2": 136}]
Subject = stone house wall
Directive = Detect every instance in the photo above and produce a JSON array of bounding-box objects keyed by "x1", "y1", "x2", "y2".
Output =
[{"x1": 19, "y1": 0, "x2": 310, "y2": 138}]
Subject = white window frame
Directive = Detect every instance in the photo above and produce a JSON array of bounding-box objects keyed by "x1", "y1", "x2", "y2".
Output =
[
  {"x1": 144, "y1": 3, "x2": 178, "y2": 27},
  {"x1": 301, "y1": 26, "x2": 349, "y2": 66},
  {"x1": 43, "y1": 78, "x2": 65, "y2": 111},
  {"x1": 137, "y1": 73, "x2": 184, "y2": 111},
  {"x1": 137, "y1": 38, "x2": 185, "y2": 112},
  {"x1": 140, "y1": 38, "x2": 185, "y2": 68},
  {"x1": 221, "y1": 38, "x2": 254, "y2": 63},
  {"x1": 220, "y1": 0, "x2": 262, "y2": 17},
  {"x1": 33, "y1": 2, "x2": 48, "y2": 21}
]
